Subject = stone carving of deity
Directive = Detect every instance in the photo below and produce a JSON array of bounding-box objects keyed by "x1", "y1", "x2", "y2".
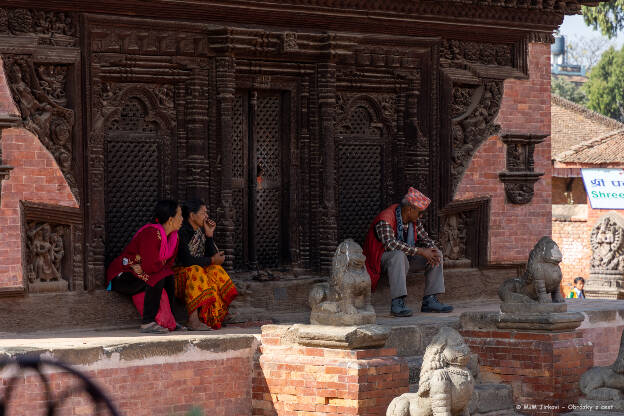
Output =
[
  {"x1": 440, "y1": 214, "x2": 466, "y2": 261},
  {"x1": 590, "y1": 215, "x2": 624, "y2": 272},
  {"x1": 28, "y1": 223, "x2": 62, "y2": 282}
]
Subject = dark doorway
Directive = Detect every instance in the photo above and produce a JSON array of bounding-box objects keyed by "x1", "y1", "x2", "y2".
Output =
[{"x1": 232, "y1": 90, "x2": 291, "y2": 270}]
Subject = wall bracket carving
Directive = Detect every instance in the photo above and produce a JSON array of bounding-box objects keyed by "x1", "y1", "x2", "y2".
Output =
[
  {"x1": 2, "y1": 55, "x2": 78, "y2": 200},
  {"x1": 498, "y1": 133, "x2": 546, "y2": 204}
]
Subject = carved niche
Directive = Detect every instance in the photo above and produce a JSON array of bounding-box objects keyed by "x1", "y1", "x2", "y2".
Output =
[
  {"x1": 498, "y1": 133, "x2": 546, "y2": 204},
  {"x1": 587, "y1": 213, "x2": 624, "y2": 299},
  {"x1": 21, "y1": 201, "x2": 83, "y2": 293},
  {"x1": 2, "y1": 55, "x2": 78, "y2": 199},
  {"x1": 438, "y1": 197, "x2": 490, "y2": 269}
]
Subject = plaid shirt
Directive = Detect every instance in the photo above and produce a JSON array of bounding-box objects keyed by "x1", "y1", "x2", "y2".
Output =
[{"x1": 375, "y1": 219, "x2": 436, "y2": 256}]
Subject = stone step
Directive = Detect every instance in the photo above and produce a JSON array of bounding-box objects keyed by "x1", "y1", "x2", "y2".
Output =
[{"x1": 0, "y1": 264, "x2": 517, "y2": 333}]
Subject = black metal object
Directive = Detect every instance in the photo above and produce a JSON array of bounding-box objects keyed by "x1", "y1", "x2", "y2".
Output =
[{"x1": 0, "y1": 356, "x2": 122, "y2": 416}]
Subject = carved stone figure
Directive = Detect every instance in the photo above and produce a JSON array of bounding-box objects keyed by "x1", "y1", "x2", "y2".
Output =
[
  {"x1": 591, "y1": 215, "x2": 624, "y2": 271},
  {"x1": 439, "y1": 214, "x2": 466, "y2": 261},
  {"x1": 309, "y1": 239, "x2": 376, "y2": 326},
  {"x1": 498, "y1": 236, "x2": 565, "y2": 304},
  {"x1": 28, "y1": 223, "x2": 61, "y2": 282},
  {"x1": 386, "y1": 327, "x2": 474, "y2": 416},
  {"x1": 51, "y1": 226, "x2": 65, "y2": 273},
  {"x1": 579, "y1": 329, "x2": 624, "y2": 410},
  {"x1": 586, "y1": 214, "x2": 624, "y2": 299}
]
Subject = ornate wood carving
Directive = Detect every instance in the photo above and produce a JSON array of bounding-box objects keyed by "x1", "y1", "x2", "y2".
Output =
[
  {"x1": 21, "y1": 201, "x2": 83, "y2": 292},
  {"x1": 2, "y1": 55, "x2": 78, "y2": 199},
  {"x1": 0, "y1": 4, "x2": 564, "y2": 284},
  {"x1": 449, "y1": 81, "x2": 504, "y2": 198},
  {"x1": 0, "y1": 7, "x2": 78, "y2": 46},
  {"x1": 215, "y1": 56, "x2": 236, "y2": 271},
  {"x1": 498, "y1": 133, "x2": 546, "y2": 204},
  {"x1": 336, "y1": 94, "x2": 393, "y2": 247},
  {"x1": 318, "y1": 62, "x2": 338, "y2": 273},
  {"x1": 438, "y1": 197, "x2": 490, "y2": 268}
]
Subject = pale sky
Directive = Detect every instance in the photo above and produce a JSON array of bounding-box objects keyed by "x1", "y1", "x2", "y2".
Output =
[{"x1": 559, "y1": 14, "x2": 624, "y2": 49}]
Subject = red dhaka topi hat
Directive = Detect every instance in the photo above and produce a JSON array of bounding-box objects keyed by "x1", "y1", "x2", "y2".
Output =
[{"x1": 405, "y1": 187, "x2": 430, "y2": 210}]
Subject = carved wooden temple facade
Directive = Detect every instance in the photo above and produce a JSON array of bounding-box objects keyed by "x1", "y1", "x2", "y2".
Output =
[{"x1": 0, "y1": 1, "x2": 603, "y2": 300}]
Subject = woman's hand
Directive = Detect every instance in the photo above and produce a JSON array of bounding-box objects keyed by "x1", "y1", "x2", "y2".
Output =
[
  {"x1": 203, "y1": 218, "x2": 217, "y2": 237},
  {"x1": 211, "y1": 251, "x2": 226, "y2": 266}
]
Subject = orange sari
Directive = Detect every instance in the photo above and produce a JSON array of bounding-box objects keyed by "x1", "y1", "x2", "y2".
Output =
[{"x1": 173, "y1": 265, "x2": 237, "y2": 329}]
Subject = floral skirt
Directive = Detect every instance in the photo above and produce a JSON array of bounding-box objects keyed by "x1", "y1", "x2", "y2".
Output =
[{"x1": 173, "y1": 265, "x2": 238, "y2": 329}]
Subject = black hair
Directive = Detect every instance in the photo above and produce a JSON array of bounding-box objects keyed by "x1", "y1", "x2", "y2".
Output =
[
  {"x1": 153, "y1": 200, "x2": 179, "y2": 224},
  {"x1": 574, "y1": 276, "x2": 585, "y2": 285},
  {"x1": 182, "y1": 199, "x2": 207, "y2": 221}
]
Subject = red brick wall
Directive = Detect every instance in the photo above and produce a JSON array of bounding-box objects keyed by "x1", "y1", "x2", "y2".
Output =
[
  {"x1": 1, "y1": 354, "x2": 253, "y2": 416},
  {"x1": 552, "y1": 217, "x2": 590, "y2": 296},
  {"x1": 579, "y1": 325, "x2": 624, "y2": 367},
  {"x1": 254, "y1": 326, "x2": 409, "y2": 416},
  {"x1": 0, "y1": 58, "x2": 78, "y2": 289},
  {"x1": 455, "y1": 43, "x2": 552, "y2": 264},
  {"x1": 461, "y1": 329, "x2": 593, "y2": 414}
]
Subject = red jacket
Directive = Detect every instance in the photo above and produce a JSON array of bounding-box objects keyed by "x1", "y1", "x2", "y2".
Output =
[
  {"x1": 107, "y1": 227, "x2": 178, "y2": 287},
  {"x1": 363, "y1": 204, "x2": 399, "y2": 291}
]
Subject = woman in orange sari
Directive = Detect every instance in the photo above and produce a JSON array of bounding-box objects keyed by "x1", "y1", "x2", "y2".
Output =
[{"x1": 175, "y1": 199, "x2": 238, "y2": 330}]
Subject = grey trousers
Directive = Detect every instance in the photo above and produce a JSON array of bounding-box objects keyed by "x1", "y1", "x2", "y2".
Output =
[{"x1": 380, "y1": 250, "x2": 445, "y2": 299}]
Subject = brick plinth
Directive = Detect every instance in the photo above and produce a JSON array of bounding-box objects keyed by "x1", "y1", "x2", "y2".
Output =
[
  {"x1": 461, "y1": 329, "x2": 593, "y2": 415},
  {"x1": 253, "y1": 327, "x2": 409, "y2": 416}
]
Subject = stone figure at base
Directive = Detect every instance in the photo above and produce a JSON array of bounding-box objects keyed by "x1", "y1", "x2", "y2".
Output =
[
  {"x1": 386, "y1": 327, "x2": 474, "y2": 416},
  {"x1": 579, "y1": 329, "x2": 624, "y2": 410},
  {"x1": 498, "y1": 236, "x2": 565, "y2": 304},
  {"x1": 309, "y1": 239, "x2": 376, "y2": 326}
]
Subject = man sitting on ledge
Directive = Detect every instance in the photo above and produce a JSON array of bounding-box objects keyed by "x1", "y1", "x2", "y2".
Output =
[{"x1": 363, "y1": 187, "x2": 453, "y2": 317}]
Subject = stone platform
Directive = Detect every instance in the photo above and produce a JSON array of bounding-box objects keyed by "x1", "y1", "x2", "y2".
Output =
[
  {"x1": 2, "y1": 298, "x2": 624, "y2": 415},
  {"x1": 0, "y1": 265, "x2": 520, "y2": 333}
]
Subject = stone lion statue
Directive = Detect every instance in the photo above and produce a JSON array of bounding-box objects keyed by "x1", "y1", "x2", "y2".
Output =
[
  {"x1": 498, "y1": 236, "x2": 565, "y2": 304},
  {"x1": 579, "y1": 330, "x2": 624, "y2": 410},
  {"x1": 309, "y1": 239, "x2": 376, "y2": 326},
  {"x1": 387, "y1": 327, "x2": 474, "y2": 416}
]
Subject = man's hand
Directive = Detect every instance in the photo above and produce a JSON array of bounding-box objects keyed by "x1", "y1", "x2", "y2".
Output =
[
  {"x1": 203, "y1": 218, "x2": 217, "y2": 237},
  {"x1": 419, "y1": 247, "x2": 442, "y2": 267},
  {"x1": 211, "y1": 251, "x2": 225, "y2": 266}
]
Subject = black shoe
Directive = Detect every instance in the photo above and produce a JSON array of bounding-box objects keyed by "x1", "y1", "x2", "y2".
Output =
[
  {"x1": 421, "y1": 294, "x2": 453, "y2": 313},
  {"x1": 391, "y1": 296, "x2": 413, "y2": 317}
]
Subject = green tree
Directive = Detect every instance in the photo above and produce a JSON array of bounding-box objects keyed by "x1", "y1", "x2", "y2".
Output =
[
  {"x1": 551, "y1": 76, "x2": 587, "y2": 105},
  {"x1": 584, "y1": 46, "x2": 624, "y2": 122},
  {"x1": 582, "y1": 1, "x2": 624, "y2": 39}
]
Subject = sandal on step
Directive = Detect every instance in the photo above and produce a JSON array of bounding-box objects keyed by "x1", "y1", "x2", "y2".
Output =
[{"x1": 140, "y1": 322, "x2": 169, "y2": 334}]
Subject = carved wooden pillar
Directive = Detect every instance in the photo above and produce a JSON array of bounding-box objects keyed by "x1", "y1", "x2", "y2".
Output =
[
  {"x1": 317, "y1": 62, "x2": 338, "y2": 273},
  {"x1": 215, "y1": 56, "x2": 236, "y2": 270},
  {"x1": 185, "y1": 68, "x2": 211, "y2": 202}
]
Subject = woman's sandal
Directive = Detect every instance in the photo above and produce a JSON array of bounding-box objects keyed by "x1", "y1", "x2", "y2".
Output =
[
  {"x1": 174, "y1": 323, "x2": 188, "y2": 331},
  {"x1": 188, "y1": 323, "x2": 214, "y2": 331},
  {"x1": 140, "y1": 322, "x2": 169, "y2": 334}
]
